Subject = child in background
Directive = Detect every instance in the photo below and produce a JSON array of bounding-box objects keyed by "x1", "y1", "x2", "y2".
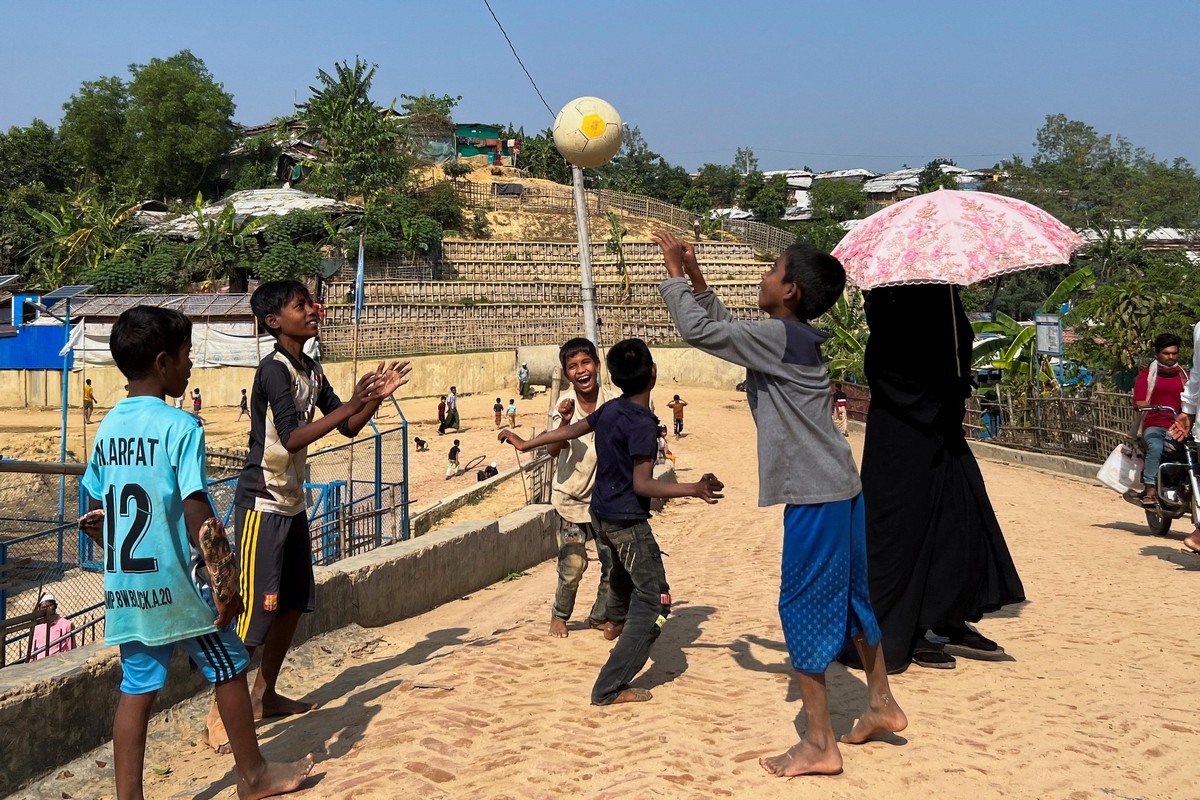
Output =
[
  {"x1": 237, "y1": 388, "x2": 250, "y2": 421},
  {"x1": 507, "y1": 398, "x2": 517, "y2": 428},
  {"x1": 446, "y1": 439, "x2": 461, "y2": 479},
  {"x1": 656, "y1": 425, "x2": 676, "y2": 465},
  {"x1": 832, "y1": 383, "x2": 849, "y2": 437},
  {"x1": 79, "y1": 305, "x2": 313, "y2": 800},
  {"x1": 500, "y1": 338, "x2": 723, "y2": 705},
  {"x1": 653, "y1": 230, "x2": 906, "y2": 778},
  {"x1": 494, "y1": 397, "x2": 504, "y2": 428},
  {"x1": 83, "y1": 379, "x2": 96, "y2": 424},
  {"x1": 192, "y1": 387, "x2": 205, "y2": 425},
  {"x1": 666, "y1": 394, "x2": 688, "y2": 438}
]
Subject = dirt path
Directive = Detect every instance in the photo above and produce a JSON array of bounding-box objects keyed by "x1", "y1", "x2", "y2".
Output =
[{"x1": 14, "y1": 387, "x2": 1200, "y2": 799}]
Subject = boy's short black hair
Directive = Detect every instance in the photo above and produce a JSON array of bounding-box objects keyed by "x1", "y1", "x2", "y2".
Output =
[
  {"x1": 559, "y1": 337, "x2": 599, "y2": 369},
  {"x1": 110, "y1": 306, "x2": 192, "y2": 381},
  {"x1": 606, "y1": 338, "x2": 654, "y2": 394},
  {"x1": 1154, "y1": 333, "x2": 1183, "y2": 353},
  {"x1": 781, "y1": 244, "x2": 846, "y2": 320},
  {"x1": 251, "y1": 280, "x2": 311, "y2": 337}
]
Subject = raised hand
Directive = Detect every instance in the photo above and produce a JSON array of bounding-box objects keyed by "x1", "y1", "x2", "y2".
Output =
[
  {"x1": 558, "y1": 397, "x2": 576, "y2": 424},
  {"x1": 692, "y1": 472, "x2": 725, "y2": 504},
  {"x1": 651, "y1": 230, "x2": 687, "y2": 277},
  {"x1": 370, "y1": 360, "x2": 413, "y2": 400}
]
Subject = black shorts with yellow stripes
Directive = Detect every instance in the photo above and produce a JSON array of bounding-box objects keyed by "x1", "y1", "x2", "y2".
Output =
[{"x1": 233, "y1": 506, "x2": 316, "y2": 647}]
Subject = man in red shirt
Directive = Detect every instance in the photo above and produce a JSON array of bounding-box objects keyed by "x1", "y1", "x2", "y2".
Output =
[{"x1": 1133, "y1": 333, "x2": 1187, "y2": 506}]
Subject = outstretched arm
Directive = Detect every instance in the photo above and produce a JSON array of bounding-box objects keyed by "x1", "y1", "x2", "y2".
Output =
[
  {"x1": 631, "y1": 457, "x2": 723, "y2": 503},
  {"x1": 499, "y1": 417, "x2": 593, "y2": 452}
]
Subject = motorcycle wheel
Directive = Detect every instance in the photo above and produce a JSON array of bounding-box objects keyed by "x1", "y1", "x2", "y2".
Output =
[{"x1": 1145, "y1": 506, "x2": 1172, "y2": 536}]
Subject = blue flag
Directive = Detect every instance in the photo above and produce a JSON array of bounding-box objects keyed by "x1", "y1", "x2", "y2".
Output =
[{"x1": 355, "y1": 234, "x2": 365, "y2": 325}]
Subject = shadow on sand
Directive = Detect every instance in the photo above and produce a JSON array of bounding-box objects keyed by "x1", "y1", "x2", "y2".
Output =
[{"x1": 194, "y1": 626, "x2": 480, "y2": 800}]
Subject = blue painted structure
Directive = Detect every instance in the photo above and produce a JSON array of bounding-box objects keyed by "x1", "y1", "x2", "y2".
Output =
[{"x1": 0, "y1": 294, "x2": 73, "y2": 370}]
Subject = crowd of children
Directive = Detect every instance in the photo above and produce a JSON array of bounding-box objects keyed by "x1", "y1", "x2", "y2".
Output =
[{"x1": 74, "y1": 231, "x2": 917, "y2": 795}]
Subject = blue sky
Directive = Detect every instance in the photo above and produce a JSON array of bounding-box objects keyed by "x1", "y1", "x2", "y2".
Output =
[{"x1": 3, "y1": 1, "x2": 1198, "y2": 173}]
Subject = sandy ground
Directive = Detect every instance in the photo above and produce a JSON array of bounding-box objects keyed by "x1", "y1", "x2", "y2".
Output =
[{"x1": 12, "y1": 385, "x2": 1200, "y2": 799}]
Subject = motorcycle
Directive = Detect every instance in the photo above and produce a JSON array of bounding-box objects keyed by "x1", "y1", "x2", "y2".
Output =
[{"x1": 1122, "y1": 404, "x2": 1200, "y2": 536}]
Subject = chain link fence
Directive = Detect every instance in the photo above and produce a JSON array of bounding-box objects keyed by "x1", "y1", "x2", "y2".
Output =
[{"x1": 1, "y1": 421, "x2": 410, "y2": 668}]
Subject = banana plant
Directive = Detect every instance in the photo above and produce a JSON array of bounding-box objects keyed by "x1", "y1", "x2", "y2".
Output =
[
  {"x1": 24, "y1": 190, "x2": 143, "y2": 288},
  {"x1": 820, "y1": 290, "x2": 868, "y2": 380},
  {"x1": 184, "y1": 193, "x2": 266, "y2": 288},
  {"x1": 971, "y1": 264, "x2": 1095, "y2": 382}
]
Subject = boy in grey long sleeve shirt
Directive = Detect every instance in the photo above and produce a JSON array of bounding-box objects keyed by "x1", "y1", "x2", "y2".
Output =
[{"x1": 652, "y1": 231, "x2": 907, "y2": 780}]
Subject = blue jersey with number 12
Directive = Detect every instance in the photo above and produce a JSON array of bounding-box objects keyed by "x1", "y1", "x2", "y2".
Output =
[{"x1": 82, "y1": 396, "x2": 217, "y2": 646}]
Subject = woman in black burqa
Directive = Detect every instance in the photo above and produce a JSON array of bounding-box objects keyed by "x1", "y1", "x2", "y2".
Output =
[{"x1": 844, "y1": 283, "x2": 1025, "y2": 673}]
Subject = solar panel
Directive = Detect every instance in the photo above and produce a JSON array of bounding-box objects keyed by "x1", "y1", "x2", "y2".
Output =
[{"x1": 40, "y1": 285, "x2": 93, "y2": 306}]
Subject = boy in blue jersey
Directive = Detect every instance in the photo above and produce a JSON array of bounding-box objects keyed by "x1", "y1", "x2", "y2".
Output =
[
  {"x1": 500, "y1": 338, "x2": 724, "y2": 705},
  {"x1": 80, "y1": 306, "x2": 312, "y2": 800}
]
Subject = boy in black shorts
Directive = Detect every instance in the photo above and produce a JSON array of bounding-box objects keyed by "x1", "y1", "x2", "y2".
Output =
[
  {"x1": 207, "y1": 280, "x2": 410, "y2": 751},
  {"x1": 501, "y1": 338, "x2": 723, "y2": 704}
]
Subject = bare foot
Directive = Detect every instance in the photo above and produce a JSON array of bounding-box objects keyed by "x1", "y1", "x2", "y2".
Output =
[
  {"x1": 254, "y1": 691, "x2": 316, "y2": 720},
  {"x1": 601, "y1": 622, "x2": 624, "y2": 641},
  {"x1": 206, "y1": 702, "x2": 232, "y2": 755},
  {"x1": 609, "y1": 687, "x2": 652, "y2": 704},
  {"x1": 1183, "y1": 530, "x2": 1200, "y2": 554},
  {"x1": 548, "y1": 618, "x2": 568, "y2": 638},
  {"x1": 759, "y1": 739, "x2": 843, "y2": 777},
  {"x1": 237, "y1": 754, "x2": 315, "y2": 799},
  {"x1": 840, "y1": 695, "x2": 908, "y2": 744}
]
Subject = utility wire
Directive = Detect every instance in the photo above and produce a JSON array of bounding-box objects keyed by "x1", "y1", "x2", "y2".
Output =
[{"x1": 483, "y1": 0, "x2": 555, "y2": 119}]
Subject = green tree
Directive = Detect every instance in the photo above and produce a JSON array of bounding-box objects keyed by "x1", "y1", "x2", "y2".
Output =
[
  {"x1": 816, "y1": 290, "x2": 868, "y2": 381},
  {"x1": 593, "y1": 127, "x2": 691, "y2": 204},
  {"x1": 809, "y1": 180, "x2": 866, "y2": 220},
  {"x1": 917, "y1": 158, "x2": 958, "y2": 193},
  {"x1": 0, "y1": 183, "x2": 62, "y2": 275},
  {"x1": 513, "y1": 127, "x2": 572, "y2": 184},
  {"x1": 297, "y1": 57, "x2": 411, "y2": 200},
  {"x1": 400, "y1": 92, "x2": 460, "y2": 135},
  {"x1": 747, "y1": 173, "x2": 788, "y2": 223},
  {"x1": 791, "y1": 218, "x2": 847, "y2": 252},
  {"x1": 59, "y1": 76, "x2": 129, "y2": 188},
  {"x1": 998, "y1": 114, "x2": 1200, "y2": 229},
  {"x1": 734, "y1": 146, "x2": 758, "y2": 175},
  {"x1": 694, "y1": 163, "x2": 742, "y2": 207},
  {"x1": 124, "y1": 51, "x2": 237, "y2": 200},
  {"x1": 231, "y1": 133, "x2": 281, "y2": 191},
  {"x1": 681, "y1": 186, "x2": 713, "y2": 216},
  {"x1": 0, "y1": 120, "x2": 74, "y2": 194}
]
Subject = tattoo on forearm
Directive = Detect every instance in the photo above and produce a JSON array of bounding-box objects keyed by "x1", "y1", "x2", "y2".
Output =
[{"x1": 198, "y1": 517, "x2": 240, "y2": 605}]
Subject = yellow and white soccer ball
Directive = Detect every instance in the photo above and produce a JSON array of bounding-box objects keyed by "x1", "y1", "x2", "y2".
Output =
[{"x1": 552, "y1": 96, "x2": 624, "y2": 169}]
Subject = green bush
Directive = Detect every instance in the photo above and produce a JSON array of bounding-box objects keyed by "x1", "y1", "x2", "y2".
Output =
[
  {"x1": 255, "y1": 242, "x2": 321, "y2": 282},
  {"x1": 263, "y1": 209, "x2": 330, "y2": 246},
  {"x1": 414, "y1": 182, "x2": 463, "y2": 230}
]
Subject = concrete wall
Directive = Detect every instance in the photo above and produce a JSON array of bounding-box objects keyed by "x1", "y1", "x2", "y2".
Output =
[
  {"x1": 0, "y1": 504, "x2": 558, "y2": 796},
  {"x1": 2, "y1": 346, "x2": 742, "y2": 409}
]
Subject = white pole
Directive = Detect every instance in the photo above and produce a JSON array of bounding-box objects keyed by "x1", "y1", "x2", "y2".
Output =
[{"x1": 571, "y1": 166, "x2": 599, "y2": 348}]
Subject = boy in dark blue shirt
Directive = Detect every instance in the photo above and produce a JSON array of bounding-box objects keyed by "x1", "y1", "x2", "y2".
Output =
[{"x1": 500, "y1": 338, "x2": 723, "y2": 704}]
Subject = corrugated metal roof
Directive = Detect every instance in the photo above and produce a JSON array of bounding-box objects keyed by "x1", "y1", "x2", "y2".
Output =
[
  {"x1": 140, "y1": 188, "x2": 362, "y2": 239},
  {"x1": 814, "y1": 168, "x2": 879, "y2": 181},
  {"x1": 70, "y1": 294, "x2": 253, "y2": 318}
]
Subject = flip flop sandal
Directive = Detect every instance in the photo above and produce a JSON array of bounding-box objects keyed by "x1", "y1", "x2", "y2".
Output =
[{"x1": 911, "y1": 645, "x2": 956, "y2": 670}]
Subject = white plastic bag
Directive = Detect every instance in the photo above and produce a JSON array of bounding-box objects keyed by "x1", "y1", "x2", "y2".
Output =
[{"x1": 1097, "y1": 443, "x2": 1143, "y2": 493}]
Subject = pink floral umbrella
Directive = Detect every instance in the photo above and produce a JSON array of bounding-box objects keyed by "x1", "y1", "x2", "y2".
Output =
[{"x1": 831, "y1": 190, "x2": 1085, "y2": 290}]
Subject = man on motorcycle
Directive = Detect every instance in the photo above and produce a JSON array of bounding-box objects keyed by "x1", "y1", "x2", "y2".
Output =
[
  {"x1": 1134, "y1": 333, "x2": 1187, "y2": 507},
  {"x1": 1168, "y1": 323, "x2": 1200, "y2": 553}
]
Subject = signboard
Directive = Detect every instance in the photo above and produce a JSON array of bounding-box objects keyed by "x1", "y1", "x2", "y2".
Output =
[{"x1": 1034, "y1": 312, "x2": 1063, "y2": 356}]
